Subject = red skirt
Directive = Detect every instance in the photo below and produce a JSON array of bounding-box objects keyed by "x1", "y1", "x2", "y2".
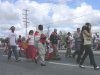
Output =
[
  {"x1": 48, "y1": 45, "x2": 54, "y2": 60},
  {"x1": 48, "y1": 52, "x2": 54, "y2": 60},
  {"x1": 26, "y1": 45, "x2": 37, "y2": 60}
]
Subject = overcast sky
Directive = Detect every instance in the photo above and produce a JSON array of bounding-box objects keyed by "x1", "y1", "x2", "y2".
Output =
[{"x1": 0, "y1": 0, "x2": 100, "y2": 37}]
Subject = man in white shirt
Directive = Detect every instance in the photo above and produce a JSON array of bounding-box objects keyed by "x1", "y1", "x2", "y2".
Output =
[{"x1": 8, "y1": 26, "x2": 20, "y2": 62}]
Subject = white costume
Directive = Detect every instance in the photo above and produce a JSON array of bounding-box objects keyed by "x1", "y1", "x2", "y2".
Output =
[{"x1": 34, "y1": 29, "x2": 46, "y2": 65}]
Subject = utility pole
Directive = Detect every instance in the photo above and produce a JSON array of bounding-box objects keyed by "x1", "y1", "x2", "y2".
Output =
[
  {"x1": 23, "y1": 9, "x2": 29, "y2": 37},
  {"x1": 47, "y1": 25, "x2": 50, "y2": 37}
]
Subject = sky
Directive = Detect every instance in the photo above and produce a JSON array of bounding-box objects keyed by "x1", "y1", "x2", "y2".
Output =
[{"x1": 0, "y1": 0, "x2": 100, "y2": 37}]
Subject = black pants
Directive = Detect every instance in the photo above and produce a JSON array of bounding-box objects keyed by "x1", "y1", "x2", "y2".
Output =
[{"x1": 79, "y1": 45, "x2": 97, "y2": 68}]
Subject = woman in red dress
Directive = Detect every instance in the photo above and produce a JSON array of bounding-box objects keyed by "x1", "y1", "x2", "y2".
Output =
[{"x1": 26, "y1": 30, "x2": 37, "y2": 62}]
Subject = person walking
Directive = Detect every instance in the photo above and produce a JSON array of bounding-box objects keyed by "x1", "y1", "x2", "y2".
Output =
[
  {"x1": 72, "y1": 28, "x2": 81, "y2": 59},
  {"x1": 79, "y1": 23, "x2": 100, "y2": 70},
  {"x1": 76, "y1": 25, "x2": 86, "y2": 64},
  {"x1": 34, "y1": 25, "x2": 47, "y2": 66},
  {"x1": 8, "y1": 26, "x2": 20, "y2": 62},
  {"x1": 26, "y1": 30, "x2": 37, "y2": 63},
  {"x1": 65, "y1": 32, "x2": 73, "y2": 57},
  {"x1": 50, "y1": 29, "x2": 60, "y2": 60}
]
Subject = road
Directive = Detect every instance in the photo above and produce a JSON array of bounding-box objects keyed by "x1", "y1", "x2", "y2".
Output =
[{"x1": 0, "y1": 49, "x2": 100, "y2": 75}]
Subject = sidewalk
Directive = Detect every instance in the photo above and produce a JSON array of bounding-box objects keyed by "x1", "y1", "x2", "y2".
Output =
[{"x1": 59, "y1": 50, "x2": 100, "y2": 55}]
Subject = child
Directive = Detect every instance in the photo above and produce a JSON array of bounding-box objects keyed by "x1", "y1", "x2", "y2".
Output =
[{"x1": 26, "y1": 30, "x2": 37, "y2": 63}]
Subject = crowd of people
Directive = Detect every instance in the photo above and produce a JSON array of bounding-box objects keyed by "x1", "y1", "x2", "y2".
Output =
[
  {"x1": 92, "y1": 33, "x2": 100, "y2": 50},
  {"x1": 2, "y1": 23, "x2": 100, "y2": 70}
]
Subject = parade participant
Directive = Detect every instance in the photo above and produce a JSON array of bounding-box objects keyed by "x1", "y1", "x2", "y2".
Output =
[
  {"x1": 50, "y1": 29, "x2": 60, "y2": 59},
  {"x1": 96, "y1": 35, "x2": 100, "y2": 50},
  {"x1": 46, "y1": 38, "x2": 54, "y2": 60},
  {"x1": 93, "y1": 33, "x2": 98, "y2": 50},
  {"x1": 73, "y1": 28, "x2": 81, "y2": 59},
  {"x1": 65, "y1": 32, "x2": 73, "y2": 57},
  {"x1": 21, "y1": 37, "x2": 28, "y2": 55},
  {"x1": 8, "y1": 26, "x2": 20, "y2": 62},
  {"x1": 77, "y1": 25, "x2": 93, "y2": 65},
  {"x1": 17, "y1": 35, "x2": 22, "y2": 56},
  {"x1": 76, "y1": 25, "x2": 86, "y2": 63},
  {"x1": 26, "y1": 30, "x2": 37, "y2": 62},
  {"x1": 79, "y1": 23, "x2": 100, "y2": 70},
  {"x1": 17, "y1": 35, "x2": 22, "y2": 49},
  {"x1": 34, "y1": 25, "x2": 47, "y2": 66},
  {"x1": 58, "y1": 31, "x2": 62, "y2": 50},
  {"x1": 4, "y1": 37, "x2": 10, "y2": 54},
  {"x1": 94, "y1": 34, "x2": 100, "y2": 50}
]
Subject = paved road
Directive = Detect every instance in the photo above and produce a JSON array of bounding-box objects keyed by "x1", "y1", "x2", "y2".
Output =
[{"x1": 0, "y1": 49, "x2": 100, "y2": 75}]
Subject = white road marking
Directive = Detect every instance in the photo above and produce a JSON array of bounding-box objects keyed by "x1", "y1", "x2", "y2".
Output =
[
  {"x1": 48, "y1": 62, "x2": 93, "y2": 69},
  {"x1": 2, "y1": 55, "x2": 93, "y2": 69}
]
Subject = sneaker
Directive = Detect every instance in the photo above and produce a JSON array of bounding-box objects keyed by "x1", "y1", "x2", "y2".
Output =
[
  {"x1": 79, "y1": 65, "x2": 85, "y2": 68},
  {"x1": 94, "y1": 66, "x2": 100, "y2": 70}
]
